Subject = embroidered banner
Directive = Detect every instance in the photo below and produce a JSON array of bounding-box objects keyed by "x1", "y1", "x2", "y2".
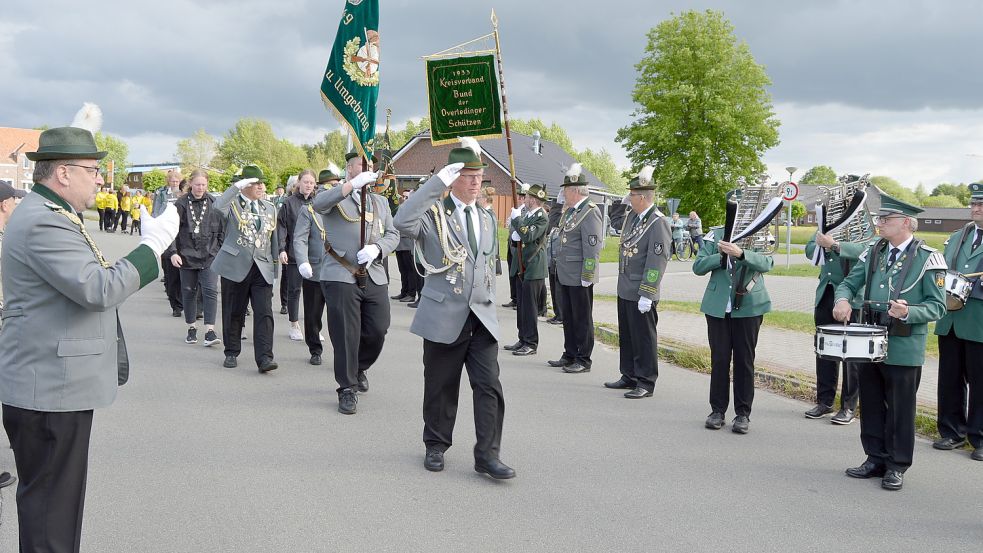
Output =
[{"x1": 425, "y1": 55, "x2": 502, "y2": 145}]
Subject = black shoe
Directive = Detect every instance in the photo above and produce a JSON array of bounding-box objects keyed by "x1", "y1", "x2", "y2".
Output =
[
  {"x1": 501, "y1": 300, "x2": 516, "y2": 308},
  {"x1": 503, "y1": 341, "x2": 523, "y2": 351},
  {"x1": 804, "y1": 404, "x2": 834, "y2": 419},
  {"x1": 408, "y1": 300, "x2": 419, "y2": 308},
  {"x1": 399, "y1": 295, "x2": 415, "y2": 303},
  {"x1": 391, "y1": 293, "x2": 408, "y2": 300},
  {"x1": 223, "y1": 355, "x2": 238, "y2": 368},
  {"x1": 547, "y1": 358, "x2": 572, "y2": 367},
  {"x1": 310, "y1": 354, "x2": 322, "y2": 366},
  {"x1": 357, "y1": 371, "x2": 369, "y2": 393},
  {"x1": 185, "y1": 327, "x2": 198, "y2": 344},
  {"x1": 845, "y1": 460, "x2": 886, "y2": 479},
  {"x1": 881, "y1": 470, "x2": 903, "y2": 491},
  {"x1": 512, "y1": 345, "x2": 537, "y2": 356},
  {"x1": 424, "y1": 449, "x2": 445, "y2": 472},
  {"x1": 0, "y1": 472, "x2": 16, "y2": 489},
  {"x1": 172, "y1": 308, "x2": 182, "y2": 318},
  {"x1": 338, "y1": 389, "x2": 357, "y2": 415},
  {"x1": 705, "y1": 412, "x2": 725, "y2": 430},
  {"x1": 831, "y1": 408, "x2": 856, "y2": 425},
  {"x1": 258, "y1": 360, "x2": 278, "y2": 373},
  {"x1": 474, "y1": 458, "x2": 516, "y2": 480},
  {"x1": 732, "y1": 415, "x2": 750, "y2": 434},
  {"x1": 547, "y1": 318, "x2": 563, "y2": 326},
  {"x1": 562, "y1": 362, "x2": 589, "y2": 373},
  {"x1": 972, "y1": 447, "x2": 983, "y2": 461},
  {"x1": 624, "y1": 387, "x2": 653, "y2": 399},
  {"x1": 933, "y1": 437, "x2": 967, "y2": 450},
  {"x1": 245, "y1": 307, "x2": 251, "y2": 316},
  {"x1": 196, "y1": 312, "x2": 203, "y2": 320},
  {"x1": 202, "y1": 330, "x2": 221, "y2": 347},
  {"x1": 280, "y1": 305, "x2": 288, "y2": 315},
  {"x1": 604, "y1": 376, "x2": 635, "y2": 389}
]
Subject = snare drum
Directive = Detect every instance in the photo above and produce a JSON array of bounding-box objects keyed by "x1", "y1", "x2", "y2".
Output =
[
  {"x1": 944, "y1": 270, "x2": 972, "y2": 311},
  {"x1": 815, "y1": 324, "x2": 888, "y2": 363}
]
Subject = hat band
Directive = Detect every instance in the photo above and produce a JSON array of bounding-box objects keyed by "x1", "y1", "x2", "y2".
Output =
[{"x1": 36, "y1": 143, "x2": 102, "y2": 155}]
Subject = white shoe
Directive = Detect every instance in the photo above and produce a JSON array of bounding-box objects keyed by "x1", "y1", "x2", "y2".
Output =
[
  {"x1": 289, "y1": 327, "x2": 304, "y2": 341},
  {"x1": 319, "y1": 333, "x2": 325, "y2": 342}
]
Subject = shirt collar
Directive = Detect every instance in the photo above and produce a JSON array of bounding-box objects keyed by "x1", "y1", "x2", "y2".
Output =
[
  {"x1": 637, "y1": 205, "x2": 654, "y2": 220},
  {"x1": 571, "y1": 197, "x2": 587, "y2": 210},
  {"x1": 450, "y1": 193, "x2": 476, "y2": 212},
  {"x1": 890, "y1": 235, "x2": 914, "y2": 254}
]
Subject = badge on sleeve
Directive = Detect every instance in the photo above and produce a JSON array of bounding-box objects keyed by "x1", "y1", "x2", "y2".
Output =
[
  {"x1": 935, "y1": 271, "x2": 945, "y2": 288},
  {"x1": 584, "y1": 258, "x2": 596, "y2": 271},
  {"x1": 588, "y1": 234, "x2": 598, "y2": 247},
  {"x1": 654, "y1": 243, "x2": 664, "y2": 255},
  {"x1": 645, "y1": 269, "x2": 660, "y2": 283}
]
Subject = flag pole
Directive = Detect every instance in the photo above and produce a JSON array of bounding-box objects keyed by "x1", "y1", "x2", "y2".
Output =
[{"x1": 491, "y1": 10, "x2": 523, "y2": 272}]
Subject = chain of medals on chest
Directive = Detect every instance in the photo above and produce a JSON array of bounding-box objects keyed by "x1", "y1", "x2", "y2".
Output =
[
  {"x1": 619, "y1": 215, "x2": 650, "y2": 273},
  {"x1": 189, "y1": 200, "x2": 208, "y2": 235},
  {"x1": 234, "y1": 202, "x2": 274, "y2": 249},
  {"x1": 881, "y1": 248, "x2": 908, "y2": 294},
  {"x1": 443, "y1": 206, "x2": 493, "y2": 296}
]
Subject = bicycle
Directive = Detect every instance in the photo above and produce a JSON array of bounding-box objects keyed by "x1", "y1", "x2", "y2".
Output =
[{"x1": 674, "y1": 235, "x2": 695, "y2": 261}]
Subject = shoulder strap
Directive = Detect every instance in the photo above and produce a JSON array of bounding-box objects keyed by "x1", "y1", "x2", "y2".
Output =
[
  {"x1": 890, "y1": 239, "x2": 923, "y2": 301},
  {"x1": 950, "y1": 222, "x2": 976, "y2": 269},
  {"x1": 863, "y1": 238, "x2": 889, "y2": 303}
]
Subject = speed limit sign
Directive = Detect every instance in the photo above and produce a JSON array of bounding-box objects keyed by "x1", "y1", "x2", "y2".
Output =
[{"x1": 781, "y1": 182, "x2": 799, "y2": 201}]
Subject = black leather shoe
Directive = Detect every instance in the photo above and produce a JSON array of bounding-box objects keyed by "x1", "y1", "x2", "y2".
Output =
[
  {"x1": 399, "y1": 295, "x2": 415, "y2": 303},
  {"x1": 547, "y1": 358, "x2": 572, "y2": 367},
  {"x1": 732, "y1": 415, "x2": 750, "y2": 434},
  {"x1": 972, "y1": 447, "x2": 983, "y2": 461},
  {"x1": 512, "y1": 345, "x2": 537, "y2": 356},
  {"x1": 424, "y1": 449, "x2": 444, "y2": 472},
  {"x1": 845, "y1": 460, "x2": 886, "y2": 479},
  {"x1": 390, "y1": 293, "x2": 408, "y2": 300},
  {"x1": 0, "y1": 471, "x2": 16, "y2": 489},
  {"x1": 705, "y1": 412, "x2": 725, "y2": 430},
  {"x1": 604, "y1": 377, "x2": 635, "y2": 389},
  {"x1": 503, "y1": 341, "x2": 523, "y2": 351},
  {"x1": 172, "y1": 308, "x2": 182, "y2": 317},
  {"x1": 831, "y1": 408, "x2": 856, "y2": 425},
  {"x1": 408, "y1": 300, "x2": 419, "y2": 308},
  {"x1": 258, "y1": 360, "x2": 278, "y2": 373},
  {"x1": 309, "y1": 354, "x2": 322, "y2": 366},
  {"x1": 547, "y1": 318, "x2": 563, "y2": 326},
  {"x1": 881, "y1": 470, "x2": 903, "y2": 491},
  {"x1": 338, "y1": 389, "x2": 357, "y2": 415},
  {"x1": 474, "y1": 458, "x2": 516, "y2": 480},
  {"x1": 562, "y1": 362, "x2": 590, "y2": 373},
  {"x1": 933, "y1": 437, "x2": 966, "y2": 450},
  {"x1": 357, "y1": 371, "x2": 369, "y2": 393},
  {"x1": 804, "y1": 404, "x2": 834, "y2": 419},
  {"x1": 501, "y1": 300, "x2": 516, "y2": 308},
  {"x1": 624, "y1": 387, "x2": 653, "y2": 399},
  {"x1": 223, "y1": 355, "x2": 238, "y2": 368}
]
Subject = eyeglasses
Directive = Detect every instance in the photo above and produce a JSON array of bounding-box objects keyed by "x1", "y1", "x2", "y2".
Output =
[
  {"x1": 873, "y1": 215, "x2": 905, "y2": 225},
  {"x1": 65, "y1": 163, "x2": 100, "y2": 177}
]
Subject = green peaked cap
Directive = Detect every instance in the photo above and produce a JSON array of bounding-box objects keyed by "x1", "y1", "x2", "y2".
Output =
[
  {"x1": 970, "y1": 182, "x2": 983, "y2": 201},
  {"x1": 240, "y1": 164, "x2": 265, "y2": 182},
  {"x1": 877, "y1": 192, "x2": 923, "y2": 216}
]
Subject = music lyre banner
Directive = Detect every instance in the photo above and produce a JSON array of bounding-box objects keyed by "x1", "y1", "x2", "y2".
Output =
[{"x1": 425, "y1": 55, "x2": 502, "y2": 145}]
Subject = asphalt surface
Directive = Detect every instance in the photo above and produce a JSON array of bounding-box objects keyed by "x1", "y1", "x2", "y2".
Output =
[{"x1": 1, "y1": 223, "x2": 980, "y2": 552}]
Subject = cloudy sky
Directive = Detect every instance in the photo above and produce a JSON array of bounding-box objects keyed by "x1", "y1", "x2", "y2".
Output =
[{"x1": 3, "y1": 0, "x2": 983, "y2": 189}]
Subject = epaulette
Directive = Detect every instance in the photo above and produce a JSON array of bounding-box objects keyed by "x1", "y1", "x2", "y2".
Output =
[
  {"x1": 925, "y1": 250, "x2": 947, "y2": 271},
  {"x1": 918, "y1": 243, "x2": 938, "y2": 252},
  {"x1": 587, "y1": 201, "x2": 597, "y2": 209}
]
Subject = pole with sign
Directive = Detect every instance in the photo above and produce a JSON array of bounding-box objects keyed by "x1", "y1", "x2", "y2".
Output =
[{"x1": 782, "y1": 167, "x2": 798, "y2": 268}]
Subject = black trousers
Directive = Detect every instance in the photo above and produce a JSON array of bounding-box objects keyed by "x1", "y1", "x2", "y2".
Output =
[
  {"x1": 558, "y1": 283, "x2": 594, "y2": 366},
  {"x1": 394, "y1": 250, "x2": 414, "y2": 297},
  {"x1": 221, "y1": 264, "x2": 274, "y2": 366},
  {"x1": 96, "y1": 208, "x2": 104, "y2": 230},
  {"x1": 548, "y1": 268, "x2": 563, "y2": 320},
  {"x1": 285, "y1": 264, "x2": 303, "y2": 322},
  {"x1": 412, "y1": 263, "x2": 425, "y2": 295},
  {"x1": 321, "y1": 280, "x2": 390, "y2": 392},
  {"x1": 937, "y1": 330, "x2": 983, "y2": 448},
  {"x1": 161, "y1": 254, "x2": 182, "y2": 311},
  {"x1": 3, "y1": 405, "x2": 93, "y2": 553},
  {"x1": 279, "y1": 265, "x2": 288, "y2": 309},
  {"x1": 517, "y1": 278, "x2": 545, "y2": 348},
  {"x1": 618, "y1": 298, "x2": 659, "y2": 392},
  {"x1": 302, "y1": 277, "x2": 326, "y2": 356},
  {"x1": 423, "y1": 311, "x2": 505, "y2": 462},
  {"x1": 102, "y1": 208, "x2": 115, "y2": 231},
  {"x1": 507, "y1": 246, "x2": 518, "y2": 302},
  {"x1": 706, "y1": 314, "x2": 762, "y2": 417},
  {"x1": 814, "y1": 285, "x2": 860, "y2": 410},
  {"x1": 115, "y1": 210, "x2": 128, "y2": 232},
  {"x1": 856, "y1": 361, "x2": 921, "y2": 472}
]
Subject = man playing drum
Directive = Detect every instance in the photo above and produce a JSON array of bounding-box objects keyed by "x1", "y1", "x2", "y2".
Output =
[
  {"x1": 933, "y1": 182, "x2": 983, "y2": 461},
  {"x1": 833, "y1": 193, "x2": 947, "y2": 491}
]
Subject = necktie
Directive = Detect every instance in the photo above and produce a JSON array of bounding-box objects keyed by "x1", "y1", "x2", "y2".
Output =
[
  {"x1": 250, "y1": 201, "x2": 261, "y2": 231},
  {"x1": 973, "y1": 228, "x2": 983, "y2": 251},
  {"x1": 464, "y1": 206, "x2": 478, "y2": 257},
  {"x1": 564, "y1": 207, "x2": 575, "y2": 222},
  {"x1": 887, "y1": 247, "x2": 900, "y2": 267}
]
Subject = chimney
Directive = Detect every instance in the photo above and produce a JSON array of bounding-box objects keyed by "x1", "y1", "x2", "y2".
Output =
[{"x1": 532, "y1": 130, "x2": 541, "y2": 155}]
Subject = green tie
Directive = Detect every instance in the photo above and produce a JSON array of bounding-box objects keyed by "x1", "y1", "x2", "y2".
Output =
[
  {"x1": 250, "y1": 201, "x2": 261, "y2": 231},
  {"x1": 464, "y1": 206, "x2": 478, "y2": 257},
  {"x1": 565, "y1": 207, "x2": 575, "y2": 222}
]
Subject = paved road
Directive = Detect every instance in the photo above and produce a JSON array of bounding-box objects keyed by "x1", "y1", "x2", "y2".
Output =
[{"x1": 1, "y1": 224, "x2": 980, "y2": 552}]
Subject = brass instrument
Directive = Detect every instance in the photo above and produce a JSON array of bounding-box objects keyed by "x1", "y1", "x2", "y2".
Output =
[
  {"x1": 817, "y1": 173, "x2": 874, "y2": 244},
  {"x1": 725, "y1": 175, "x2": 783, "y2": 254}
]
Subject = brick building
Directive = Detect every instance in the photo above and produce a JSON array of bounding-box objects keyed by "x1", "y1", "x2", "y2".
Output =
[{"x1": 0, "y1": 127, "x2": 41, "y2": 192}]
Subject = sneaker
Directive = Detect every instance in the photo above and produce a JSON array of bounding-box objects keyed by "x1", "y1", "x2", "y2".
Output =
[
  {"x1": 185, "y1": 327, "x2": 198, "y2": 344},
  {"x1": 289, "y1": 327, "x2": 304, "y2": 341},
  {"x1": 338, "y1": 389, "x2": 357, "y2": 415},
  {"x1": 202, "y1": 330, "x2": 221, "y2": 347},
  {"x1": 830, "y1": 408, "x2": 856, "y2": 425},
  {"x1": 319, "y1": 333, "x2": 325, "y2": 342}
]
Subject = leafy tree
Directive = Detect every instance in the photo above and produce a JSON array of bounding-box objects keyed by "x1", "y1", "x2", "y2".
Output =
[
  {"x1": 214, "y1": 118, "x2": 307, "y2": 185},
  {"x1": 930, "y1": 183, "x2": 969, "y2": 205},
  {"x1": 616, "y1": 10, "x2": 780, "y2": 225},
  {"x1": 913, "y1": 183, "x2": 929, "y2": 203},
  {"x1": 207, "y1": 169, "x2": 233, "y2": 192},
  {"x1": 790, "y1": 200, "x2": 807, "y2": 224},
  {"x1": 510, "y1": 118, "x2": 627, "y2": 192},
  {"x1": 176, "y1": 129, "x2": 218, "y2": 171},
  {"x1": 142, "y1": 169, "x2": 167, "y2": 193},
  {"x1": 870, "y1": 175, "x2": 920, "y2": 206},
  {"x1": 94, "y1": 132, "x2": 129, "y2": 187},
  {"x1": 304, "y1": 130, "x2": 349, "y2": 173},
  {"x1": 921, "y1": 194, "x2": 963, "y2": 208},
  {"x1": 799, "y1": 165, "x2": 837, "y2": 186}
]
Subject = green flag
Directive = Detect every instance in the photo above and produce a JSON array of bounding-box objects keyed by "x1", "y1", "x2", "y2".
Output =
[
  {"x1": 320, "y1": 0, "x2": 380, "y2": 159},
  {"x1": 425, "y1": 54, "x2": 502, "y2": 145}
]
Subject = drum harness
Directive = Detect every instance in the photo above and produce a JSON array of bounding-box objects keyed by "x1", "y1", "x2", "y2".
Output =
[
  {"x1": 948, "y1": 223, "x2": 983, "y2": 299},
  {"x1": 863, "y1": 238, "x2": 922, "y2": 336}
]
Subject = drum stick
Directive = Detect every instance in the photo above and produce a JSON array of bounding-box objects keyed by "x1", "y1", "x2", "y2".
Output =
[
  {"x1": 862, "y1": 300, "x2": 926, "y2": 308},
  {"x1": 962, "y1": 271, "x2": 983, "y2": 278}
]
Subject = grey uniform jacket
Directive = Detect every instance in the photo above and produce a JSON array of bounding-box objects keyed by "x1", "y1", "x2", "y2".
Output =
[
  {"x1": 0, "y1": 186, "x2": 159, "y2": 411},
  {"x1": 393, "y1": 176, "x2": 499, "y2": 344},
  {"x1": 292, "y1": 205, "x2": 327, "y2": 282},
  {"x1": 210, "y1": 185, "x2": 280, "y2": 285},
  {"x1": 617, "y1": 208, "x2": 672, "y2": 301},
  {"x1": 312, "y1": 186, "x2": 399, "y2": 285},
  {"x1": 152, "y1": 186, "x2": 179, "y2": 217},
  {"x1": 554, "y1": 199, "x2": 604, "y2": 286}
]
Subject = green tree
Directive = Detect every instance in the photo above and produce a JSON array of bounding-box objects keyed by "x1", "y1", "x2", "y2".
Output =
[
  {"x1": 142, "y1": 169, "x2": 167, "y2": 193},
  {"x1": 930, "y1": 183, "x2": 969, "y2": 205},
  {"x1": 510, "y1": 118, "x2": 627, "y2": 192},
  {"x1": 304, "y1": 130, "x2": 349, "y2": 173},
  {"x1": 870, "y1": 176, "x2": 920, "y2": 206},
  {"x1": 799, "y1": 165, "x2": 837, "y2": 185},
  {"x1": 921, "y1": 194, "x2": 963, "y2": 208},
  {"x1": 94, "y1": 132, "x2": 129, "y2": 187},
  {"x1": 176, "y1": 128, "x2": 218, "y2": 171},
  {"x1": 214, "y1": 118, "x2": 308, "y2": 185},
  {"x1": 616, "y1": 10, "x2": 780, "y2": 225},
  {"x1": 913, "y1": 182, "x2": 929, "y2": 203},
  {"x1": 790, "y1": 200, "x2": 806, "y2": 224}
]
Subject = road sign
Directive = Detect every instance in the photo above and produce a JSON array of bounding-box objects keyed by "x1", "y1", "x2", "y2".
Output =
[{"x1": 781, "y1": 181, "x2": 798, "y2": 201}]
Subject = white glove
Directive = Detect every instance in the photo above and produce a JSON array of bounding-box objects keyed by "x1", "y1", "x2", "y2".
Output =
[
  {"x1": 235, "y1": 177, "x2": 258, "y2": 190},
  {"x1": 638, "y1": 297, "x2": 653, "y2": 313},
  {"x1": 510, "y1": 207, "x2": 523, "y2": 220},
  {"x1": 349, "y1": 171, "x2": 378, "y2": 190},
  {"x1": 139, "y1": 204, "x2": 179, "y2": 257},
  {"x1": 436, "y1": 163, "x2": 465, "y2": 186},
  {"x1": 581, "y1": 280, "x2": 592, "y2": 287},
  {"x1": 298, "y1": 262, "x2": 313, "y2": 279},
  {"x1": 511, "y1": 231, "x2": 520, "y2": 241},
  {"x1": 356, "y1": 244, "x2": 381, "y2": 265}
]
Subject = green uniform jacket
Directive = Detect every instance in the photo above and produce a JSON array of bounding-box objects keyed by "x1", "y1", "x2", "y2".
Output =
[
  {"x1": 804, "y1": 235, "x2": 866, "y2": 308},
  {"x1": 693, "y1": 226, "x2": 774, "y2": 318},
  {"x1": 935, "y1": 224, "x2": 983, "y2": 343},
  {"x1": 509, "y1": 208, "x2": 548, "y2": 280},
  {"x1": 835, "y1": 239, "x2": 947, "y2": 366}
]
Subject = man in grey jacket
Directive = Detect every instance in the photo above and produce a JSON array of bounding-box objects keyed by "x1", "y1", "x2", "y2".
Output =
[
  {"x1": 393, "y1": 137, "x2": 515, "y2": 480},
  {"x1": 0, "y1": 126, "x2": 177, "y2": 552}
]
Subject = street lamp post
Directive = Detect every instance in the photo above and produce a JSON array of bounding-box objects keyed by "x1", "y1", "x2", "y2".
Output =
[{"x1": 784, "y1": 166, "x2": 797, "y2": 268}]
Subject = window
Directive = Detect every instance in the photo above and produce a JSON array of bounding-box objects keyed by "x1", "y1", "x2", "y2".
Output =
[
  {"x1": 924, "y1": 219, "x2": 931, "y2": 224},
  {"x1": 22, "y1": 156, "x2": 29, "y2": 169},
  {"x1": 935, "y1": 220, "x2": 942, "y2": 224},
  {"x1": 807, "y1": 214, "x2": 814, "y2": 223}
]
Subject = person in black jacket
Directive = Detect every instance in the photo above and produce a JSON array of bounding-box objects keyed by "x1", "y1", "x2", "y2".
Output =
[
  {"x1": 277, "y1": 169, "x2": 317, "y2": 341},
  {"x1": 166, "y1": 169, "x2": 225, "y2": 345}
]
